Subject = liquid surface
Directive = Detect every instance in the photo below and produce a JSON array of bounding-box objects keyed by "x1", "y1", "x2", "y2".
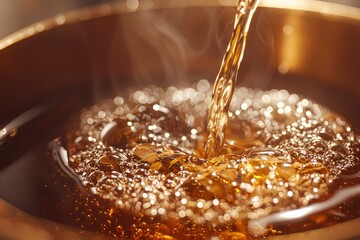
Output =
[
  {"x1": 47, "y1": 5, "x2": 360, "y2": 237},
  {"x1": 52, "y1": 80, "x2": 360, "y2": 239}
]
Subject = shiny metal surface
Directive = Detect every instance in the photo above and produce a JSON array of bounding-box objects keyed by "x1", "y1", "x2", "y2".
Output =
[{"x1": 0, "y1": 0, "x2": 359, "y2": 239}]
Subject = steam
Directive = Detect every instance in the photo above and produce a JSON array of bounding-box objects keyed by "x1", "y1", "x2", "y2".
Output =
[
  {"x1": 102, "y1": 2, "x2": 275, "y2": 98},
  {"x1": 240, "y1": 11, "x2": 275, "y2": 89},
  {"x1": 121, "y1": 9, "x2": 189, "y2": 86},
  {"x1": 106, "y1": 4, "x2": 229, "y2": 94}
]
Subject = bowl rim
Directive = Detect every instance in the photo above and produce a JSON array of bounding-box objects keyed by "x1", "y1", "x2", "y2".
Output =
[{"x1": 0, "y1": 0, "x2": 359, "y2": 52}]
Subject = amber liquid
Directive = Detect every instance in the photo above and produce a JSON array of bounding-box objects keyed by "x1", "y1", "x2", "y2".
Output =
[
  {"x1": 46, "y1": 81, "x2": 358, "y2": 239},
  {"x1": 205, "y1": 0, "x2": 259, "y2": 157},
  {"x1": 0, "y1": 1, "x2": 359, "y2": 239}
]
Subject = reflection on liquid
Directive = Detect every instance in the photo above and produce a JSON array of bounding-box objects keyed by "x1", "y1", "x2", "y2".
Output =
[
  {"x1": 249, "y1": 184, "x2": 360, "y2": 236},
  {"x1": 0, "y1": 103, "x2": 49, "y2": 145}
]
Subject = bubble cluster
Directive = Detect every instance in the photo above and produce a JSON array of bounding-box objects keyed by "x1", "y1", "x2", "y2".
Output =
[{"x1": 56, "y1": 80, "x2": 359, "y2": 238}]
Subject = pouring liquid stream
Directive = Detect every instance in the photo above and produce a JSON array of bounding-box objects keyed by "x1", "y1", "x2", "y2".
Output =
[{"x1": 205, "y1": 0, "x2": 259, "y2": 157}]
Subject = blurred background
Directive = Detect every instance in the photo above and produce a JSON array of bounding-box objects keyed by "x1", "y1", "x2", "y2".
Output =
[{"x1": 0, "y1": 0, "x2": 359, "y2": 39}]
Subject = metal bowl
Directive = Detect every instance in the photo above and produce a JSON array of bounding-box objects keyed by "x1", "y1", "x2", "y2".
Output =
[{"x1": 0, "y1": 0, "x2": 359, "y2": 239}]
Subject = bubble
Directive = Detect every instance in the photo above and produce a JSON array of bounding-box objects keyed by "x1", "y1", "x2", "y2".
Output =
[
  {"x1": 101, "y1": 120, "x2": 131, "y2": 148},
  {"x1": 59, "y1": 81, "x2": 359, "y2": 238},
  {"x1": 97, "y1": 154, "x2": 121, "y2": 172}
]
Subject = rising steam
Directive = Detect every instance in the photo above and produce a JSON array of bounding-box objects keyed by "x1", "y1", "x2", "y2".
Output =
[{"x1": 103, "y1": 2, "x2": 275, "y2": 96}]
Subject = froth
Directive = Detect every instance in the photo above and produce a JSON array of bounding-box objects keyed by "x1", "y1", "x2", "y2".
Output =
[{"x1": 53, "y1": 80, "x2": 359, "y2": 238}]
